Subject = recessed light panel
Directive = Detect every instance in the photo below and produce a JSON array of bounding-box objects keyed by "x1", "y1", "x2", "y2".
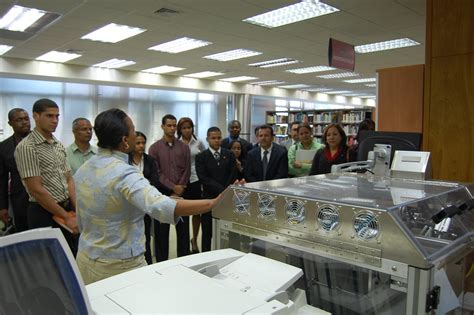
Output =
[
  {"x1": 286, "y1": 66, "x2": 335, "y2": 74},
  {"x1": 93, "y1": 58, "x2": 136, "y2": 69},
  {"x1": 0, "y1": 5, "x2": 46, "y2": 31},
  {"x1": 305, "y1": 87, "x2": 332, "y2": 92},
  {"x1": 183, "y1": 71, "x2": 224, "y2": 78},
  {"x1": 249, "y1": 58, "x2": 299, "y2": 68},
  {"x1": 142, "y1": 65, "x2": 185, "y2": 74},
  {"x1": 324, "y1": 90, "x2": 352, "y2": 94},
  {"x1": 82, "y1": 23, "x2": 146, "y2": 43},
  {"x1": 365, "y1": 83, "x2": 377, "y2": 87},
  {"x1": 317, "y1": 72, "x2": 359, "y2": 79},
  {"x1": 36, "y1": 51, "x2": 81, "y2": 63},
  {"x1": 355, "y1": 38, "x2": 420, "y2": 53},
  {"x1": 204, "y1": 49, "x2": 262, "y2": 61},
  {"x1": 148, "y1": 37, "x2": 212, "y2": 53},
  {"x1": 278, "y1": 84, "x2": 312, "y2": 89},
  {"x1": 252, "y1": 80, "x2": 286, "y2": 86},
  {"x1": 343, "y1": 78, "x2": 376, "y2": 83},
  {"x1": 0, "y1": 45, "x2": 13, "y2": 55},
  {"x1": 220, "y1": 76, "x2": 258, "y2": 82},
  {"x1": 243, "y1": 1, "x2": 339, "y2": 28}
]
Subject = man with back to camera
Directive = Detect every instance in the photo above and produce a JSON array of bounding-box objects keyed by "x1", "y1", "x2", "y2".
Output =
[
  {"x1": 195, "y1": 126, "x2": 237, "y2": 252},
  {"x1": 66, "y1": 117, "x2": 96, "y2": 175},
  {"x1": 245, "y1": 125, "x2": 288, "y2": 183},
  {"x1": 221, "y1": 120, "x2": 253, "y2": 153},
  {"x1": 281, "y1": 121, "x2": 300, "y2": 150},
  {"x1": 0, "y1": 108, "x2": 31, "y2": 232},
  {"x1": 148, "y1": 114, "x2": 191, "y2": 261},
  {"x1": 14, "y1": 99, "x2": 78, "y2": 252}
]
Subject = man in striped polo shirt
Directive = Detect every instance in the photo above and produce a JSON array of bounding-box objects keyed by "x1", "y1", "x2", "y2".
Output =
[{"x1": 15, "y1": 99, "x2": 78, "y2": 252}]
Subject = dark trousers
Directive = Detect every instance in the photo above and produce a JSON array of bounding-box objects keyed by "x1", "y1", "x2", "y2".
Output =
[
  {"x1": 154, "y1": 216, "x2": 190, "y2": 262},
  {"x1": 201, "y1": 211, "x2": 212, "y2": 252},
  {"x1": 27, "y1": 201, "x2": 78, "y2": 257},
  {"x1": 11, "y1": 192, "x2": 29, "y2": 233},
  {"x1": 144, "y1": 214, "x2": 152, "y2": 265}
]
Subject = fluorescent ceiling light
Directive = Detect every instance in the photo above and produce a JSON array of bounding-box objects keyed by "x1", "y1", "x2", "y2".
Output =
[
  {"x1": 142, "y1": 65, "x2": 185, "y2": 74},
  {"x1": 252, "y1": 80, "x2": 286, "y2": 86},
  {"x1": 278, "y1": 84, "x2": 312, "y2": 89},
  {"x1": 355, "y1": 38, "x2": 420, "y2": 53},
  {"x1": 317, "y1": 72, "x2": 359, "y2": 79},
  {"x1": 365, "y1": 83, "x2": 377, "y2": 87},
  {"x1": 82, "y1": 23, "x2": 146, "y2": 43},
  {"x1": 286, "y1": 66, "x2": 335, "y2": 74},
  {"x1": 304, "y1": 87, "x2": 332, "y2": 92},
  {"x1": 36, "y1": 51, "x2": 82, "y2": 63},
  {"x1": 324, "y1": 90, "x2": 352, "y2": 94},
  {"x1": 93, "y1": 58, "x2": 136, "y2": 69},
  {"x1": 220, "y1": 76, "x2": 258, "y2": 82},
  {"x1": 243, "y1": 0, "x2": 339, "y2": 28},
  {"x1": 249, "y1": 58, "x2": 299, "y2": 68},
  {"x1": 343, "y1": 78, "x2": 376, "y2": 83},
  {"x1": 0, "y1": 5, "x2": 46, "y2": 31},
  {"x1": 0, "y1": 45, "x2": 13, "y2": 55},
  {"x1": 148, "y1": 37, "x2": 212, "y2": 53},
  {"x1": 184, "y1": 71, "x2": 224, "y2": 78},
  {"x1": 204, "y1": 49, "x2": 262, "y2": 61}
]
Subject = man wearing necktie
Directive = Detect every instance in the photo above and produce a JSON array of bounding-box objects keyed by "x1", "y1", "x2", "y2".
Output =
[
  {"x1": 196, "y1": 127, "x2": 237, "y2": 252},
  {"x1": 245, "y1": 125, "x2": 288, "y2": 183}
]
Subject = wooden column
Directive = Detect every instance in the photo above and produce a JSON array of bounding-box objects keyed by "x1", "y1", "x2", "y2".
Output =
[
  {"x1": 424, "y1": 0, "x2": 474, "y2": 181},
  {"x1": 376, "y1": 65, "x2": 424, "y2": 132}
]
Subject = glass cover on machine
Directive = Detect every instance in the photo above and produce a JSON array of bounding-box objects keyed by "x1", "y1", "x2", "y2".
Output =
[{"x1": 240, "y1": 173, "x2": 474, "y2": 261}]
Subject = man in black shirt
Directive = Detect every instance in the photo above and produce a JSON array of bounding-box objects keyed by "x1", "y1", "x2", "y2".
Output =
[{"x1": 0, "y1": 108, "x2": 31, "y2": 232}]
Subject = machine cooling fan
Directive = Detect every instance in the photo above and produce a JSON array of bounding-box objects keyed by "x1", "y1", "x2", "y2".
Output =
[
  {"x1": 353, "y1": 211, "x2": 380, "y2": 240},
  {"x1": 317, "y1": 205, "x2": 340, "y2": 232},
  {"x1": 232, "y1": 189, "x2": 250, "y2": 215},
  {"x1": 257, "y1": 194, "x2": 276, "y2": 220},
  {"x1": 286, "y1": 199, "x2": 305, "y2": 225}
]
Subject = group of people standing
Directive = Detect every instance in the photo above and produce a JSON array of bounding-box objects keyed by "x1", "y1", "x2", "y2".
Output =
[{"x1": 0, "y1": 97, "x2": 374, "y2": 284}]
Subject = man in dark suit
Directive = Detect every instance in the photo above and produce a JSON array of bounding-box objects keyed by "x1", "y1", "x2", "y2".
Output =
[
  {"x1": 245, "y1": 125, "x2": 288, "y2": 182},
  {"x1": 221, "y1": 120, "x2": 253, "y2": 153},
  {"x1": 196, "y1": 127, "x2": 236, "y2": 252},
  {"x1": 0, "y1": 108, "x2": 31, "y2": 232}
]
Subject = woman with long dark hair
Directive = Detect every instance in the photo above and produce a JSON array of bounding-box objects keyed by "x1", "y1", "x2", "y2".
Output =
[
  {"x1": 129, "y1": 131, "x2": 170, "y2": 264},
  {"x1": 177, "y1": 117, "x2": 206, "y2": 254},
  {"x1": 229, "y1": 139, "x2": 247, "y2": 180}
]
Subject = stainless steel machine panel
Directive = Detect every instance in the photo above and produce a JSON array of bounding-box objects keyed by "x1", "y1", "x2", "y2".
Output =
[{"x1": 213, "y1": 174, "x2": 474, "y2": 269}]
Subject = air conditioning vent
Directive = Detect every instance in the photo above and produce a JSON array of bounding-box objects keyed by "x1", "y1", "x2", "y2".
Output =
[
  {"x1": 233, "y1": 189, "x2": 250, "y2": 215},
  {"x1": 317, "y1": 204, "x2": 340, "y2": 232},
  {"x1": 257, "y1": 194, "x2": 276, "y2": 220},
  {"x1": 286, "y1": 199, "x2": 305, "y2": 225},
  {"x1": 353, "y1": 211, "x2": 379, "y2": 240},
  {"x1": 154, "y1": 7, "x2": 180, "y2": 16}
]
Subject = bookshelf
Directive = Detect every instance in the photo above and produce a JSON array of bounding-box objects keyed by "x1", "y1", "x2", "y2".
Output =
[{"x1": 266, "y1": 109, "x2": 372, "y2": 142}]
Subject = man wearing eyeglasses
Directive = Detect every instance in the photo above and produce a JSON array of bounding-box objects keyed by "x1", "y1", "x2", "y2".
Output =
[
  {"x1": 281, "y1": 121, "x2": 300, "y2": 150},
  {"x1": 0, "y1": 108, "x2": 31, "y2": 233}
]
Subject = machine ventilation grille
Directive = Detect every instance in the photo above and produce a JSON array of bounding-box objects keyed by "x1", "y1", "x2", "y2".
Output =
[
  {"x1": 257, "y1": 194, "x2": 276, "y2": 220},
  {"x1": 286, "y1": 199, "x2": 305, "y2": 225},
  {"x1": 232, "y1": 189, "x2": 250, "y2": 215},
  {"x1": 317, "y1": 205, "x2": 340, "y2": 232},
  {"x1": 353, "y1": 211, "x2": 379, "y2": 240}
]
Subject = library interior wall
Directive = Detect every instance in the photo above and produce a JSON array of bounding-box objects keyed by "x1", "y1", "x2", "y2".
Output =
[
  {"x1": 376, "y1": 64, "x2": 424, "y2": 133},
  {"x1": 424, "y1": 0, "x2": 473, "y2": 182}
]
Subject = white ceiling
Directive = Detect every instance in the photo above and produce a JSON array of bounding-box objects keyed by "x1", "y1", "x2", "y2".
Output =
[{"x1": 0, "y1": 0, "x2": 426, "y2": 96}]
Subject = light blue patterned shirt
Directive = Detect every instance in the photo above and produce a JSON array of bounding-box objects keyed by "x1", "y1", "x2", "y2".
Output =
[{"x1": 75, "y1": 148, "x2": 177, "y2": 259}]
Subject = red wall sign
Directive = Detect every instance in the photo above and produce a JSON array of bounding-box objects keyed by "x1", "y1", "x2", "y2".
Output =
[{"x1": 328, "y1": 38, "x2": 355, "y2": 71}]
